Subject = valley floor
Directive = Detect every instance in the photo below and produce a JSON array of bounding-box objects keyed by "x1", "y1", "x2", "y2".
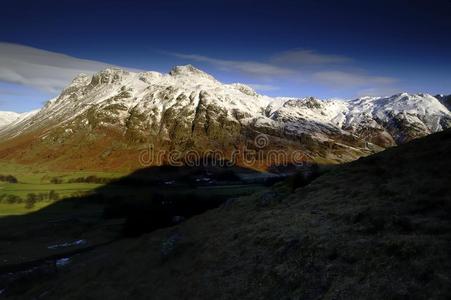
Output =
[
  {"x1": 0, "y1": 130, "x2": 450, "y2": 299},
  {"x1": 0, "y1": 162, "x2": 125, "y2": 215}
]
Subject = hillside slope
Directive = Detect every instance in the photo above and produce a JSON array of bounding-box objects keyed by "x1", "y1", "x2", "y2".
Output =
[{"x1": 15, "y1": 129, "x2": 451, "y2": 299}]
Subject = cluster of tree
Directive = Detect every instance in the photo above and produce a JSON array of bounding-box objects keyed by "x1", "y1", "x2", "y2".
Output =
[
  {"x1": 0, "y1": 194, "x2": 22, "y2": 204},
  {"x1": 48, "y1": 175, "x2": 112, "y2": 184},
  {"x1": 0, "y1": 190, "x2": 60, "y2": 209},
  {"x1": 67, "y1": 175, "x2": 112, "y2": 184},
  {"x1": 50, "y1": 177, "x2": 64, "y2": 184},
  {"x1": 0, "y1": 174, "x2": 18, "y2": 183}
]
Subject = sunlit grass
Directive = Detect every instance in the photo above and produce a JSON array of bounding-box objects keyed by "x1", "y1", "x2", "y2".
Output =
[
  {"x1": 0, "y1": 202, "x2": 51, "y2": 216},
  {"x1": 0, "y1": 161, "x2": 128, "y2": 216}
]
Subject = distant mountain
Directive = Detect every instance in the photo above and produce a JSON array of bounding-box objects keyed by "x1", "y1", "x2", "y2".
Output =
[
  {"x1": 0, "y1": 110, "x2": 39, "y2": 131},
  {"x1": 0, "y1": 111, "x2": 20, "y2": 128},
  {"x1": 342, "y1": 93, "x2": 450, "y2": 145},
  {"x1": 0, "y1": 65, "x2": 449, "y2": 171},
  {"x1": 436, "y1": 94, "x2": 451, "y2": 111}
]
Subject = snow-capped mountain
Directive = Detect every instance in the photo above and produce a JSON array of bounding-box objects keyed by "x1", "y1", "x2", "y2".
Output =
[
  {"x1": 340, "y1": 93, "x2": 450, "y2": 145},
  {"x1": 0, "y1": 110, "x2": 39, "y2": 131},
  {"x1": 0, "y1": 65, "x2": 449, "y2": 170},
  {"x1": 0, "y1": 111, "x2": 20, "y2": 128}
]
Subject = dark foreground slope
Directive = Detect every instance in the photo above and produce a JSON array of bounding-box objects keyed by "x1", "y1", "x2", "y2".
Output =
[{"x1": 7, "y1": 130, "x2": 451, "y2": 299}]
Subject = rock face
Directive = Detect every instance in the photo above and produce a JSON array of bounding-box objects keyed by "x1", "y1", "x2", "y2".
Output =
[{"x1": 0, "y1": 65, "x2": 449, "y2": 171}]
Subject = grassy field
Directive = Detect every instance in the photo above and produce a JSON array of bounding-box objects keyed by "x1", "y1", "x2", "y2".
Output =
[
  {"x1": 0, "y1": 161, "x2": 267, "y2": 216},
  {"x1": 0, "y1": 161, "x2": 127, "y2": 216},
  {"x1": 0, "y1": 161, "x2": 126, "y2": 184},
  {"x1": 0, "y1": 202, "x2": 50, "y2": 216}
]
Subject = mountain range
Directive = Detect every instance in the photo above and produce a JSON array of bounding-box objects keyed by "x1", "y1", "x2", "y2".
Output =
[{"x1": 0, "y1": 65, "x2": 449, "y2": 171}]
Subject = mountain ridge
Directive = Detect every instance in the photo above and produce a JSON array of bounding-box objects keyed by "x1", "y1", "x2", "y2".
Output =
[{"x1": 0, "y1": 66, "x2": 449, "y2": 171}]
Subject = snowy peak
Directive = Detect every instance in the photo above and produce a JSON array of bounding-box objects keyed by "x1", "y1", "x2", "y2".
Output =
[
  {"x1": 69, "y1": 73, "x2": 91, "y2": 87},
  {"x1": 0, "y1": 111, "x2": 20, "y2": 128},
  {"x1": 348, "y1": 92, "x2": 450, "y2": 120},
  {"x1": 169, "y1": 64, "x2": 216, "y2": 80},
  {"x1": 348, "y1": 94, "x2": 438, "y2": 114},
  {"x1": 0, "y1": 110, "x2": 39, "y2": 131},
  {"x1": 89, "y1": 68, "x2": 131, "y2": 86},
  {"x1": 342, "y1": 93, "x2": 451, "y2": 145},
  {"x1": 386, "y1": 93, "x2": 448, "y2": 113}
]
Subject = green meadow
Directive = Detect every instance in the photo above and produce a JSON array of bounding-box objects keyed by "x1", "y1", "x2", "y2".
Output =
[{"x1": 0, "y1": 162, "x2": 127, "y2": 216}]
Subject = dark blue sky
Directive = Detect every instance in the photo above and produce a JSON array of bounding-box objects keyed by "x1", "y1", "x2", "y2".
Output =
[{"x1": 1, "y1": 0, "x2": 451, "y2": 112}]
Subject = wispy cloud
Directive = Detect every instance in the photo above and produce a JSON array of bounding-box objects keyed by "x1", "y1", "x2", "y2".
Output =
[
  {"x1": 356, "y1": 87, "x2": 403, "y2": 97},
  {"x1": 0, "y1": 88, "x2": 28, "y2": 96},
  {"x1": 272, "y1": 49, "x2": 351, "y2": 65},
  {"x1": 0, "y1": 43, "x2": 126, "y2": 94},
  {"x1": 313, "y1": 70, "x2": 397, "y2": 87},
  {"x1": 246, "y1": 83, "x2": 279, "y2": 92},
  {"x1": 170, "y1": 52, "x2": 294, "y2": 77},
  {"x1": 171, "y1": 50, "x2": 400, "y2": 97}
]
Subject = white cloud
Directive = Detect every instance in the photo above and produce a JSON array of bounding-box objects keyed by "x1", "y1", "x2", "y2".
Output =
[
  {"x1": 0, "y1": 88, "x2": 28, "y2": 96},
  {"x1": 170, "y1": 52, "x2": 294, "y2": 77},
  {"x1": 313, "y1": 70, "x2": 397, "y2": 87},
  {"x1": 272, "y1": 49, "x2": 351, "y2": 65},
  {"x1": 0, "y1": 43, "x2": 129, "y2": 94},
  {"x1": 246, "y1": 83, "x2": 279, "y2": 92},
  {"x1": 356, "y1": 87, "x2": 403, "y2": 97}
]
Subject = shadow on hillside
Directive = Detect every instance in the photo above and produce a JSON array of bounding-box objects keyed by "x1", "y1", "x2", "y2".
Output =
[
  {"x1": 0, "y1": 164, "x2": 289, "y2": 238},
  {"x1": 0, "y1": 163, "x2": 321, "y2": 296}
]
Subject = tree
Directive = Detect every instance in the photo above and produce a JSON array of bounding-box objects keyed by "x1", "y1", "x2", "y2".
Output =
[
  {"x1": 0, "y1": 174, "x2": 18, "y2": 183},
  {"x1": 25, "y1": 193, "x2": 38, "y2": 209},
  {"x1": 5, "y1": 175, "x2": 18, "y2": 183},
  {"x1": 48, "y1": 190, "x2": 60, "y2": 201},
  {"x1": 6, "y1": 195, "x2": 22, "y2": 204},
  {"x1": 50, "y1": 177, "x2": 63, "y2": 184}
]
